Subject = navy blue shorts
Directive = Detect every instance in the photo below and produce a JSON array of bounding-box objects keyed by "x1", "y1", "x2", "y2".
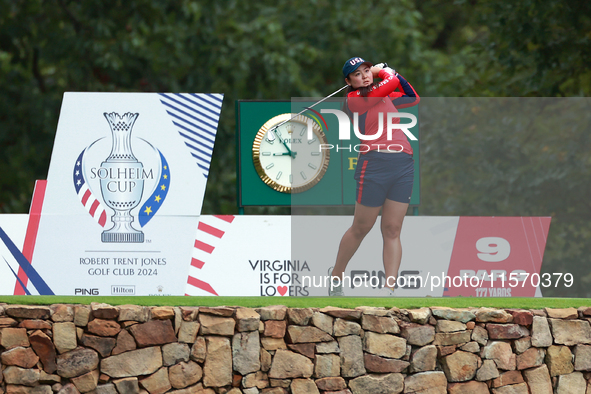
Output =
[{"x1": 354, "y1": 151, "x2": 414, "y2": 207}]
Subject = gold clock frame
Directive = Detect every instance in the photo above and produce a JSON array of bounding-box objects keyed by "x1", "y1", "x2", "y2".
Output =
[{"x1": 252, "y1": 113, "x2": 330, "y2": 194}]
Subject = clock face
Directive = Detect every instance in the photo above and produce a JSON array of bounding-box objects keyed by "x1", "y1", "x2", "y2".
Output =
[{"x1": 253, "y1": 113, "x2": 330, "y2": 194}]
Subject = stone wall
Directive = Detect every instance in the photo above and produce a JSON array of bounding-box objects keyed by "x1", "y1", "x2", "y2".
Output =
[{"x1": 1, "y1": 304, "x2": 591, "y2": 394}]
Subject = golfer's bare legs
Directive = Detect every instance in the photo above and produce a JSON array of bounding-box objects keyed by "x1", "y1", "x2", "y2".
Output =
[
  {"x1": 331, "y1": 203, "x2": 381, "y2": 279},
  {"x1": 381, "y1": 198, "x2": 409, "y2": 285}
]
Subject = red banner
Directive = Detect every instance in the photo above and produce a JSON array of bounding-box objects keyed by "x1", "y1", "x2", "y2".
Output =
[{"x1": 443, "y1": 217, "x2": 551, "y2": 297}]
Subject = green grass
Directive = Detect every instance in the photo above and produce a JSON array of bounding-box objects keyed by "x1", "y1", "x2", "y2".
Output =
[{"x1": 1, "y1": 296, "x2": 590, "y2": 310}]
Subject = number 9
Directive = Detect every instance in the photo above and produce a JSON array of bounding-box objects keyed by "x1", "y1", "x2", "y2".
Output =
[{"x1": 476, "y1": 237, "x2": 511, "y2": 262}]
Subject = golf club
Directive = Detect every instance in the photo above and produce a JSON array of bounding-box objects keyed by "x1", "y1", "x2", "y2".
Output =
[
  {"x1": 269, "y1": 62, "x2": 391, "y2": 132},
  {"x1": 270, "y1": 84, "x2": 349, "y2": 132}
]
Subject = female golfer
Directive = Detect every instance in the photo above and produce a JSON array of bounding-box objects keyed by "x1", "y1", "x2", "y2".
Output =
[{"x1": 329, "y1": 57, "x2": 419, "y2": 296}]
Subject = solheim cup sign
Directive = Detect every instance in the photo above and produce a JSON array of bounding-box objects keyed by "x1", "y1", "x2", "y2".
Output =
[
  {"x1": 17, "y1": 92, "x2": 223, "y2": 296},
  {"x1": 74, "y1": 112, "x2": 169, "y2": 244}
]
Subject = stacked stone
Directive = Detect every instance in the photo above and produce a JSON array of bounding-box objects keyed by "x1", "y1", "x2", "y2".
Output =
[
  {"x1": 2, "y1": 303, "x2": 591, "y2": 394},
  {"x1": 406, "y1": 306, "x2": 591, "y2": 394}
]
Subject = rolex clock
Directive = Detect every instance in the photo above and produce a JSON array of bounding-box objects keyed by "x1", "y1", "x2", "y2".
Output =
[{"x1": 252, "y1": 113, "x2": 330, "y2": 193}]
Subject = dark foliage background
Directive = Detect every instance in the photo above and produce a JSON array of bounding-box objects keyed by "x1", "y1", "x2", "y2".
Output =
[{"x1": 1, "y1": 0, "x2": 590, "y2": 295}]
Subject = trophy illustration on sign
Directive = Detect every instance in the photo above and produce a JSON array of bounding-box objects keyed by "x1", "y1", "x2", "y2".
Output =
[
  {"x1": 72, "y1": 110, "x2": 172, "y2": 244},
  {"x1": 100, "y1": 112, "x2": 145, "y2": 243}
]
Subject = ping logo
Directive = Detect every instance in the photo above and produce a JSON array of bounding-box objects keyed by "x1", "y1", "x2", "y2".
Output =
[{"x1": 75, "y1": 288, "x2": 99, "y2": 295}]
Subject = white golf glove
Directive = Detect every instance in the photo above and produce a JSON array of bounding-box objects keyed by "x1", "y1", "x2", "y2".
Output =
[
  {"x1": 374, "y1": 63, "x2": 398, "y2": 76},
  {"x1": 383, "y1": 67, "x2": 398, "y2": 76}
]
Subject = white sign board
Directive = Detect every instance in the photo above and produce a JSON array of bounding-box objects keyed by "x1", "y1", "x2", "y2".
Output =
[
  {"x1": 2, "y1": 213, "x2": 550, "y2": 297},
  {"x1": 187, "y1": 215, "x2": 550, "y2": 298},
  {"x1": 6, "y1": 92, "x2": 223, "y2": 296}
]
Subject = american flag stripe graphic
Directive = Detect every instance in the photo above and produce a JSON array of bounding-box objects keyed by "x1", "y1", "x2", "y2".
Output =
[
  {"x1": 191, "y1": 259, "x2": 205, "y2": 269},
  {"x1": 0, "y1": 225, "x2": 54, "y2": 296},
  {"x1": 13, "y1": 180, "x2": 46, "y2": 295},
  {"x1": 77, "y1": 184, "x2": 107, "y2": 227},
  {"x1": 186, "y1": 215, "x2": 235, "y2": 296},
  {"x1": 198, "y1": 221, "x2": 225, "y2": 238},
  {"x1": 194, "y1": 240, "x2": 214, "y2": 254},
  {"x1": 159, "y1": 93, "x2": 223, "y2": 178},
  {"x1": 81, "y1": 189, "x2": 91, "y2": 205},
  {"x1": 73, "y1": 150, "x2": 108, "y2": 227},
  {"x1": 187, "y1": 276, "x2": 218, "y2": 296}
]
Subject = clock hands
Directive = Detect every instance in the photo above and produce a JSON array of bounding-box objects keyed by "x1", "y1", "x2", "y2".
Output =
[{"x1": 271, "y1": 127, "x2": 297, "y2": 159}]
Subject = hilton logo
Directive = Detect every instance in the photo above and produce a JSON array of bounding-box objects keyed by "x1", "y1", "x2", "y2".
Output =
[{"x1": 111, "y1": 285, "x2": 135, "y2": 295}]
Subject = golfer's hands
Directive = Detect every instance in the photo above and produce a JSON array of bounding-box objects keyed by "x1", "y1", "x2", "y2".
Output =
[
  {"x1": 370, "y1": 64, "x2": 384, "y2": 77},
  {"x1": 372, "y1": 63, "x2": 397, "y2": 77},
  {"x1": 383, "y1": 66, "x2": 398, "y2": 76}
]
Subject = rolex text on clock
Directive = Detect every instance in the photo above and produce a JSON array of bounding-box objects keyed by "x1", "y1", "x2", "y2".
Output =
[{"x1": 252, "y1": 113, "x2": 330, "y2": 193}]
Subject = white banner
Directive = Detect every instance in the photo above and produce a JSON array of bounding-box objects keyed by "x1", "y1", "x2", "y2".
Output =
[
  {"x1": 1, "y1": 209, "x2": 550, "y2": 297},
  {"x1": 185, "y1": 215, "x2": 550, "y2": 297},
  {"x1": 186, "y1": 215, "x2": 458, "y2": 297}
]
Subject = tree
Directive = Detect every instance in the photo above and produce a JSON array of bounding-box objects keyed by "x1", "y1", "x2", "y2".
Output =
[
  {"x1": 1, "y1": 0, "x2": 590, "y2": 296},
  {"x1": 419, "y1": 0, "x2": 591, "y2": 296},
  {"x1": 0, "y1": 0, "x2": 439, "y2": 214}
]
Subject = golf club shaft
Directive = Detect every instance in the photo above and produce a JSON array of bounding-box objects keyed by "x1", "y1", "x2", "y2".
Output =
[{"x1": 271, "y1": 84, "x2": 348, "y2": 131}]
